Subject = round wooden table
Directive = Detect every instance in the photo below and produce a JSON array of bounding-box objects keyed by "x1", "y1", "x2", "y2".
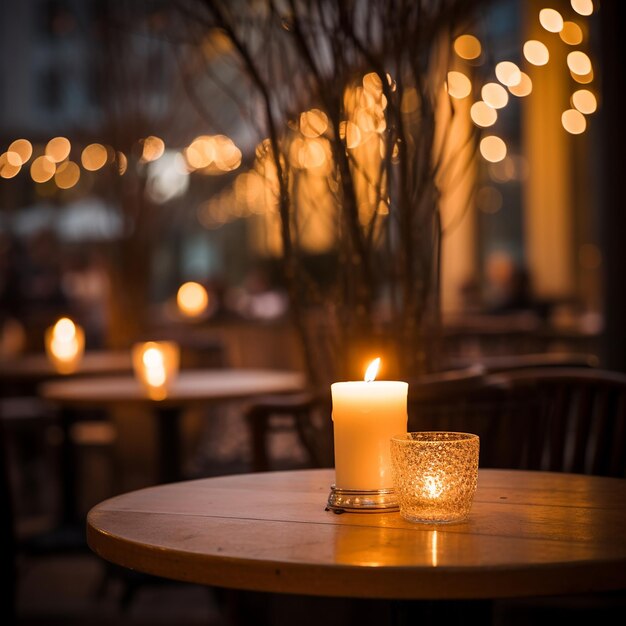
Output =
[
  {"x1": 40, "y1": 369, "x2": 306, "y2": 522},
  {"x1": 87, "y1": 468, "x2": 626, "y2": 601}
]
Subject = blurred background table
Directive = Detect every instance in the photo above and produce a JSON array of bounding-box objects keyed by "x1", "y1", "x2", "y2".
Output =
[{"x1": 40, "y1": 368, "x2": 306, "y2": 523}]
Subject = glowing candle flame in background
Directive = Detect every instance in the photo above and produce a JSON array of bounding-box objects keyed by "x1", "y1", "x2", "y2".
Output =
[
  {"x1": 45, "y1": 317, "x2": 84, "y2": 374},
  {"x1": 132, "y1": 341, "x2": 180, "y2": 400}
]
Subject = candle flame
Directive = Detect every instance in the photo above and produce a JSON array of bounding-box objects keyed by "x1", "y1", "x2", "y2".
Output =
[
  {"x1": 53, "y1": 317, "x2": 76, "y2": 341},
  {"x1": 364, "y1": 357, "x2": 381, "y2": 382}
]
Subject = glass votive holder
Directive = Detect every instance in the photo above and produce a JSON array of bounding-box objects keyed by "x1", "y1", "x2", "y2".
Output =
[
  {"x1": 132, "y1": 341, "x2": 180, "y2": 400},
  {"x1": 390, "y1": 432, "x2": 479, "y2": 524}
]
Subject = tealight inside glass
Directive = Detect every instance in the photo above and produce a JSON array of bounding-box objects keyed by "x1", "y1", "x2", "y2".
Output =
[{"x1": 390, "y1": 432, "x2": 479, "y2": 524}]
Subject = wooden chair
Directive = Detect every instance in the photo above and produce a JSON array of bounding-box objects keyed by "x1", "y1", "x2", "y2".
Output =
[
  {"x1": 409, "y1": 367, "x2": 626, "y2": 478},
  {"x1": 486, "y1": 367, "x2": 626, "y2": 477}
]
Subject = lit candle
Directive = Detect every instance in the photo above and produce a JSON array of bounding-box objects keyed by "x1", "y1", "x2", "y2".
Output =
[
  {"x1": 331, "y1": 358, "x2": 408, "y2": 491},
  {"x1": 45, "y1": 317, "x2": 85, "y2": 374}
]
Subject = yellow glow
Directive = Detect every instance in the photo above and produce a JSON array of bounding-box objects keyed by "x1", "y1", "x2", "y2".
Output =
[
  {"x1": 571, "y1": 68, "x2": 594, "y2": 84},
  {"x1": 454, "y1": 34, "x2": 481, "y2": 60},
  {"x1": 300, "y1": 109, "x2": 328, "y2": 138},
  {"x1": 364, "y1": 357, "x2": 380, "y2": 382},
  {"x1": 446, "y1": 71, "x2": 472, "y2": 99},
  {"x1": 141, "y1": 136, "x2": 165, "y2": 162},
  {"x1": 523, "y1": 40, "x2": 549, "y2": 66},
  {"x1": 470, "y1": 101, "x2": 497, "y2": 127},
  {"x1": 508, "y1": 72, "x2": 533, "y2": 97},
  {"x1": 560, "y1": 21, "x2": 583, "y2": 45},
  {"x1": 81, "y1": 143, "x2": 108, "y2": 171},
  {"x1": 45, "y1": 137, "x2": 71, "y2": 163},
  {"x1": 571, "y1": 0, "x2": 593, "y2": 16},
  {"x1": 481, "y1": 82, "x2": 509, "y2": 109},
  {"x1": 480, "y1": 136, "x2": 507, "y2": 163},
  {"x1": 561, "y1": 109, "x2": 586, "y2": 134},
  {"x1": 31, "y1": 155, "x2": 56, "y2": 183},
  {"x1": 54, "y1": 161, "x2": 80, "y2": 189},
  {"x1": 177, "y1": 281, "x2": 209, "y2": 317},
  {"x1": 572, "y1": 89, "x2": 597, "y2": 114},
  {"x1": 495, "y1": 61, "x2": 522, "y2": 87},
  {"x1": 567, "y1": 51, "x2": 592, "y2": 75},
  {"x1": 539, "y1": 8, "x2": 564, "y2": 33},
  {"x1": 8, "y1": 139, "x2": 33, "y2": 164}
]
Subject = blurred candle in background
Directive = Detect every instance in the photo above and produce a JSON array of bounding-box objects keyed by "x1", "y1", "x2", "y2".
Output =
[
  {"x1": 331, "y1": 358, "x2": 408, "y2": 491},
  {"x1": 132, "y1": 341, "x2": 180, "y2": 400},
  {"x1": 45, "y1": 317, "x2": 85, "y2": 374}
]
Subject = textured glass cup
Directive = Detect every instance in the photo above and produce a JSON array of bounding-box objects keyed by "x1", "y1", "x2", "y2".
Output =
[{"x1": 390, "y1": 432, "x2": 479, "y2": 523}]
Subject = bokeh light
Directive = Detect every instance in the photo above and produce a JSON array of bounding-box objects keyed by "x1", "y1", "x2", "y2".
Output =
[
  {"x1": 481, "y1": 82, "x2": 509, "y2": 109},
  {"x1": 571, "y1": 0, "x2": 593, "y2": 16},
  {"x1": 567, "y1": 51, "x2": 592, "y2": 75},
  {"x1": 561, "y1": 109, "x2": 587, "y2": 134},
  {"x1": 8, "y1": 139, "x2": 33, "y2": 164},
  {"x1": 523, "y1": 40, "x2": 549, "y2": 66},
  {"x1": 454, "y1": 34, "x2": 482, "y2": 60},
  {"x1": 470, "y1": 101, "x2": 497, "y2": 127},
  {"x1": 300, "y1": 109, "x2": 329, "y2": 138},
  {"x1": 45, "y1": 137, "x2": 71, "y2": 163},
  {"x1": 31, "y1": 155, "x2": 56, "y2": 183},
  {"x1": 495, "y1": 61, "x2": 522, "y2": 87},
  {"x1": 508, "y1": 72, "x2": 533, "y2": 97},
  {"x1": 480, "y1": 136, "x2": 507, "y2": 163},
  {"x1": 446, "y1": 71, "x2": 472, "y2": 99},
  {"x1": 0, "y1": 153, "x2": 21, "y2": 179},
  {"x1": 571, "y1": 89, "x2": 597, "y2": 114},
  {"x1": 571, "y1": 68, "x2": 594, "y2": 84},
  {"x1": 177, "y1": 282, "x2": 209, "y2": 317},
  {"x1": 54, "y1": 161, "x2": 81, "y2": 189},
  {"x1": 539, "y1": 8, "x2": 564, "y2": 33},
  {"x1": 117, "y1": 152, "x2": 128, "y2": 175},
  {"x1": 141, "y1": 136, "x2": 165, "y2": 162},
  {"x1": 81, "y1": 143, "x2": 108, "y2": 171},
  {"x1": 560, "y1": 21, "x2": 583, "y2": 45}
]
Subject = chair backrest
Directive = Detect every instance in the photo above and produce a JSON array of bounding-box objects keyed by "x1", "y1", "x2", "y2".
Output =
[
  {"x1": 408, "y1": 367, "x2": 626, "y2": 478},
  {"x1": 489, "y1": 368, "x2": 626, "y2": 477}
]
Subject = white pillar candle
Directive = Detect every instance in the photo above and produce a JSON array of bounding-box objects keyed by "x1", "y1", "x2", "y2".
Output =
[{"x1": 331, "y1": 359, "x2": 408, "y2": 491}]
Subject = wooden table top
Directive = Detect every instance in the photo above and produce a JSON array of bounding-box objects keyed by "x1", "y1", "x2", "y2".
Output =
[
  {"x1": 40, "y1": 368, "x2": 306, "y2": 407},
  {"x1": 87, "y1": 468, "x2": 626, "y2": 600},
  {"x1": 0, "y1": 350, "x2": 132, "y2": 380}
]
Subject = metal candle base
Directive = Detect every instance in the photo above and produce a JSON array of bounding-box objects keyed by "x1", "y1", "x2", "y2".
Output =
[{"x1": 325, "y1": 485, "x2": 399, "y2": 513}]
